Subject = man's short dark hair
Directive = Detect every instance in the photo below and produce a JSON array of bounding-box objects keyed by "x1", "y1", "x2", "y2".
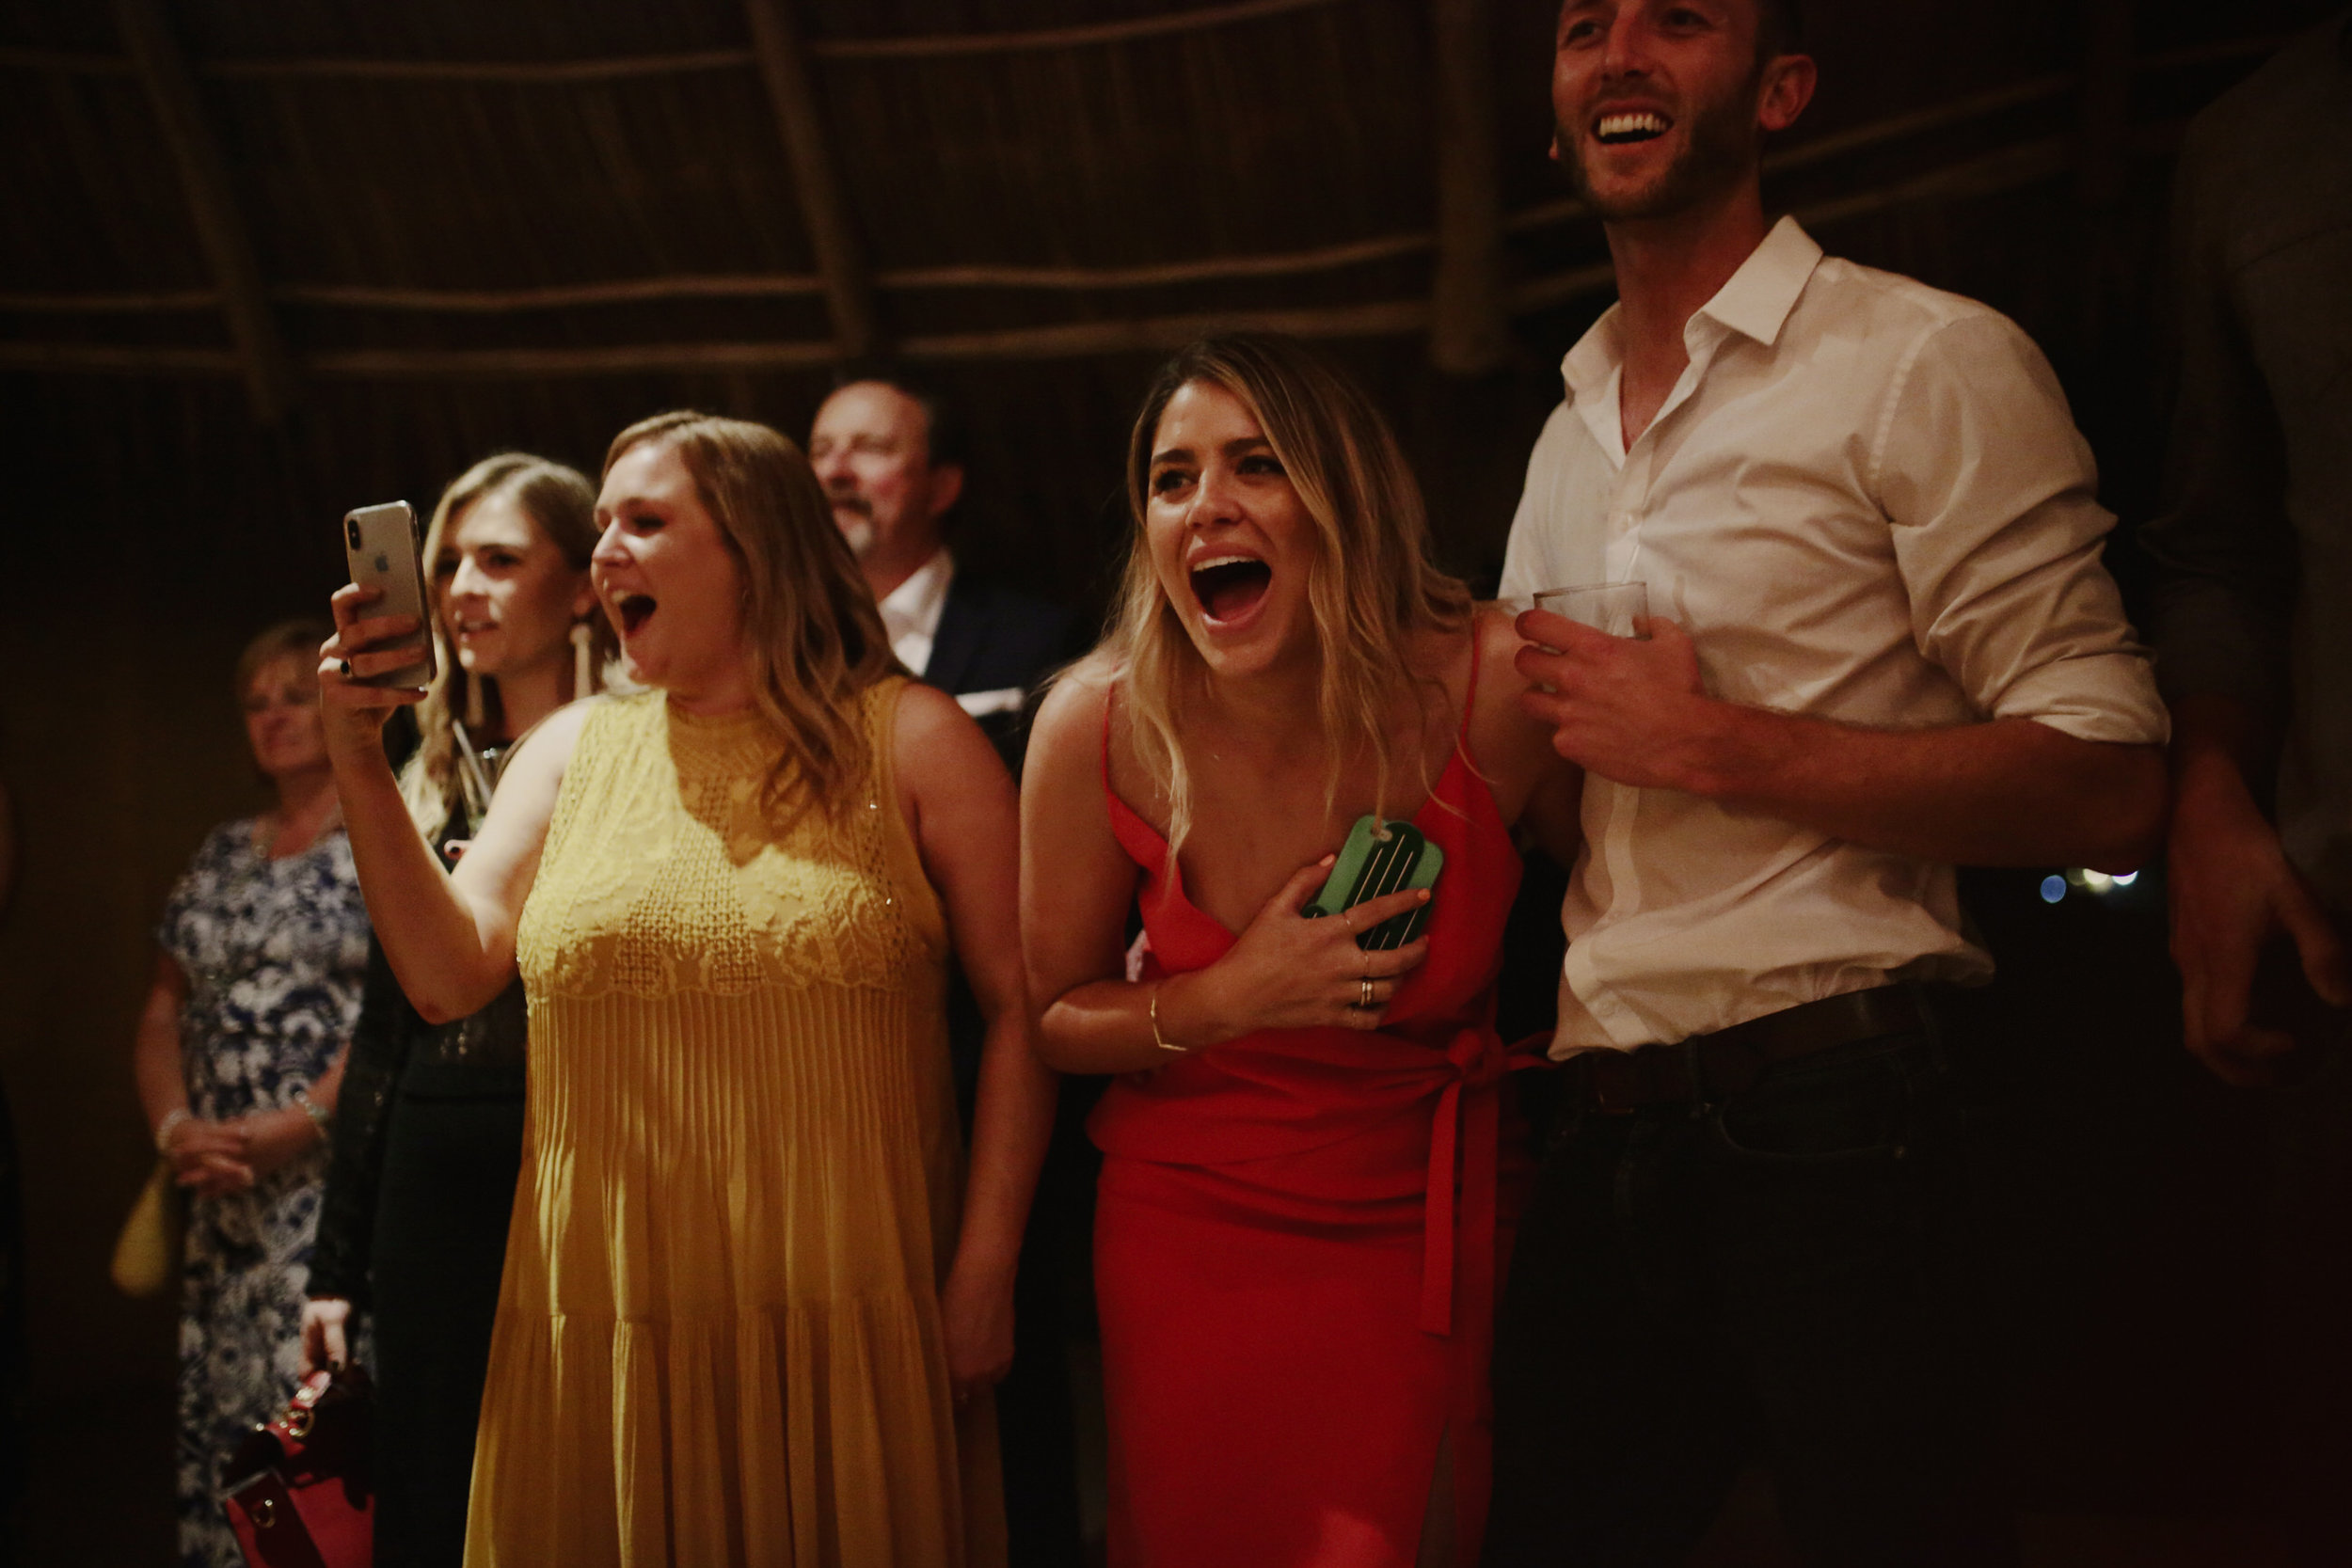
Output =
[
  {"x1": 831, "y1": 361, "x2": 968, "y2": 471},
  {"x1": 1757, "y1": 0, "x2": 1804, "y2": 63}
]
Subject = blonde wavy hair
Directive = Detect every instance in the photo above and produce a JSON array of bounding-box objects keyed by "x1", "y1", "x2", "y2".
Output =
[
  {"x1": 603, "y1": 411, "x2": 898, "y2": 826},
  {"x1": 1106, "y1": 333, "x2": 1472, "y2": 849},
  {"x1": 398, "y1": 453, "x2": 610, "y2": 832}
]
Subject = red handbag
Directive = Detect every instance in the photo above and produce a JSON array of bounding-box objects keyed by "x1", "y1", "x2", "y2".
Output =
[{"x1": 222, "y1": 1366, "x2": 374, "y2": 1568}]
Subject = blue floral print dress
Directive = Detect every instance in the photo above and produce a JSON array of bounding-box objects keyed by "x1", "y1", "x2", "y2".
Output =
[{"x1": 157, "y1": 818, "x2": 370, "y2": 1568}]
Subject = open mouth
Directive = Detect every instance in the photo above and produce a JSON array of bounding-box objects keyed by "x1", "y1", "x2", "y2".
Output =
[
  {"x1": 1594, "y1": 110, "x2": 1671, "y2": 145},
  {"x1": 1189, "y1": 555, "x2": 1273, "y2": 626},
  {"x1": 617, "y1": 594, "x2": 658, "y2": 636}
]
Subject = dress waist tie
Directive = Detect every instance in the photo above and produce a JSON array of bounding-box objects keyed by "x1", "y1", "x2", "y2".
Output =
[
  {"x1": 1419, "y1": 1027, "x2": 1543, "y2": 1338},
  {"x1": 1419, "y1": 1025, "x2": 1545, "y2": 1568}
]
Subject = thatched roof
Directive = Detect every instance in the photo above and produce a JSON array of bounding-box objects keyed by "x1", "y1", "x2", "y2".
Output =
[{"x1": 0, "y1": 0, "x2": 2333, "y2": 605}]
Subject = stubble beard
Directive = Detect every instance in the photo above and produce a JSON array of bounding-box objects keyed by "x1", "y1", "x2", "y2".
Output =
[{"x1": 1557, "y1": 71, "x2": 1763, "y2": 222}]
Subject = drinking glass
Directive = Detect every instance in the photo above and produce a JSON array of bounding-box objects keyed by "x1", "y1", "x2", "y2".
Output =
[{"x1": 1534, "y1": 580, "x2": 1649, "y2": 640}]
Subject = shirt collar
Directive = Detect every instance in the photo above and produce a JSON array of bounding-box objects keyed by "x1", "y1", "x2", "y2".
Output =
[
  {"x1": 1695, "y1": 215, "x2": 1820, "y2": 347},
  {"x1": 877, "y1": 546, "x2": 954, "y2": 646},
  {"x1": 1559, "y1": 214, "x2": 1824, "y2": 404}
]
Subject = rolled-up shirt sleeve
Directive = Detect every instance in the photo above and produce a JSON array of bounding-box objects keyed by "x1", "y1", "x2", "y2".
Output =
[{"x1": 1872, "y1": 311, "x2": 2169, "y2": 746}]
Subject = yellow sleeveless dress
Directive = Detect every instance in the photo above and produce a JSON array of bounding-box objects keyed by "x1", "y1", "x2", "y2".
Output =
[{"x1": 465, "y1": 680, "x2": 1005, "y2": 1568}]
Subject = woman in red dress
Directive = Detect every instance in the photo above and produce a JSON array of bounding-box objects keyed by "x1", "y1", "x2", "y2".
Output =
[{"x1": 1023, "y1": 334, "x2": 1579, "y2": 1566}]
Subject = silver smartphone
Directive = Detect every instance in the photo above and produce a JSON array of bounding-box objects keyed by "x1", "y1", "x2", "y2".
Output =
[{"x1": 342, "y1": 501, "x2": 436, "y2": 689}]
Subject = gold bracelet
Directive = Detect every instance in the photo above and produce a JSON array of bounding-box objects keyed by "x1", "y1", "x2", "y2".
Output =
[
  {"x1": 153, "y1": 1107, "x2": 189, "y2": 1154},
  {"x1": 292, "y1": 1087, "x2": 331, "y2": 1143},
  {"x1": 1148, "y1": 981, "x2": 1187, "y2": 1053}
]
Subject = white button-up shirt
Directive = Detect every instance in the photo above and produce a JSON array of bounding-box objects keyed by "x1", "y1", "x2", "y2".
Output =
[
  {"x1": 877, "y1": 546, "x2": 954, "y2": 678},
  {"x1": 1500, "y1": 217, "x2": 2168, "y2": 1054}
]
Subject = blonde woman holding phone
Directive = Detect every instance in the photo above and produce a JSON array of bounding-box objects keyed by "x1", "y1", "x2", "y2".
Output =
[
  {"x1": 1023, "y1": 335, "x2": 1577, "y2": 1567},
  {"x1": 320, "y1": 412, "x2": 1051, "y2": 1567},
  {"x1": 302, "y1": 452, "x2": 610, "y2": 1567}
]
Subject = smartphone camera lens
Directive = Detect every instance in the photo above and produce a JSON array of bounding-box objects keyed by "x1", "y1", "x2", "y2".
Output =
[{"x1": 347, "y1": 520, "x2": 361, "y2": 549}]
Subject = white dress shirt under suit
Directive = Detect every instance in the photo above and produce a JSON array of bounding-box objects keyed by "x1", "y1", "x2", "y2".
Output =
[{"x1": 1500, "y1": 217, "x2": 2169, "y2": 1055}]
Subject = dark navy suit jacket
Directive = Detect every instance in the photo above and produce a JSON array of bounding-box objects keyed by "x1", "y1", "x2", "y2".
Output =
[
  {"x1": 920, "y1": 568, "x2": 1085, "y2": 778},
  {"x1": 918, "y1": 565, "x2": 1085, "y2": 1108}
]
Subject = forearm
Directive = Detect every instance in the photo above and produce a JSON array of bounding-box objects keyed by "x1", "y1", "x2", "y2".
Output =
[
  {"x1": 307, "y1": 1050, "x2": 348, "y2": 1112},
  {"x1": 951, "y1": 1011, "x2": 1058, "y2": 1281},
  {"x1": 1679, "y1": 703, "x2": 2166, "y2": 871},
  {"x1": 1036, "y1": 969, "x2": 1239, "y2": 1075},
  {"x1": 331, "y1": 741, "x2": 507, "y2": 1021},
  {"x1": 2169, "y1": 691, "x2": 2277, "y2": 801},
  {"x1": 132, "y1": 1016, "x2": 186, "y2": 1132}
]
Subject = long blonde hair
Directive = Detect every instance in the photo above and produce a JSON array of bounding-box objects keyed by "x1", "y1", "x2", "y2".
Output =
[
  {"x1": 398, "y1": 453, "x2": 608, "y2": 832},
  {"x1": 1107, "y1": 333, "x2": 1472, "y2": 849},
  {"x1": 603, "y1": 412, "x2": 898, "y2": 826}
]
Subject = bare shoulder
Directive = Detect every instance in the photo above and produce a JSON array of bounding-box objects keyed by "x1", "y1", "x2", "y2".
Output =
[
  {"x1": 449, "y1": 694, "x2": 603, "y2": 904},
  {"x1": 890, "y1": 679, "x2": 1011, "y2": 800},
  {"x1": 1027, "y1": 653, "x2": 1117, "y2": 768},
  {"x1": 498, "y1": 695, "x2": 599, "y2": 790},
  {"x1": 1468, "y1": 604, "x2": 1539, "y2": 712},
  {"x1": 1468, "y1": 603, "x2": 1551, "y2": 770},
  {"x1": 890, "y1": 676, "x2": 976, "y2": 744}
]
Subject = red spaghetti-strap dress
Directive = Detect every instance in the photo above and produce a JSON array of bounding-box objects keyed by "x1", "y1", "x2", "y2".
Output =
[{"x1": 1091, "y1": 642, "x2": 1534, "y2": 1567}]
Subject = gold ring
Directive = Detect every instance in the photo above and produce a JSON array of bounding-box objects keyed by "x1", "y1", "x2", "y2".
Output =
[{"x1": 1359, "y1": 975, "x2": 1375, "y2": 1008}]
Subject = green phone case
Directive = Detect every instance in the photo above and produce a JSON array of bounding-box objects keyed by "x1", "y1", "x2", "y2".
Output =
[{"x1": 1304, "y1": 815, "x2": 1444, "y2": 950}]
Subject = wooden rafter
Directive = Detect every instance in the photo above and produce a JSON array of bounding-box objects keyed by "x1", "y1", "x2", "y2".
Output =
[
  {"x1": 809, "y1": 0, "x2": 1340, "y2": 60},
  {"x1": 7, "y1": 53, "x2": 2214, "y2": 329},
  {"x1": 0, "y1": 0, "x2": 1349, "y2": 81},
  {"x1": 3, "y1": 233, "x2": 1437, "y2": 317},
  {"x1": 0, "y1": 21, "x2": 2279, "y2": 88},
  {"x1": 108, "y1": 0, "x2": 294, "y2": 424},
  {"x1": 743, "y1": 0, "x2": 881, "y2": 361},
  {"x1": 1, "y1": 133, "x2": 2093, "y2": 381},
  {"x1": 1428, "y1": 0, "x2": 1510, "y2": 375}
]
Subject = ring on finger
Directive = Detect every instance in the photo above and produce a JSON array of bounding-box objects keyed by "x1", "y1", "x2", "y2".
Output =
[
  {"x1": 339, "y1": 659, "x2": 352, "y2": 677},
  {"x1": 1359, "y1": 975, "x2": 1375, "y2": 1009}
]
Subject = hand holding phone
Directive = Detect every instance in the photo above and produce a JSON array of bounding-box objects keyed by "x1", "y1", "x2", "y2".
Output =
[
  {"x1": 1304, "y1": 816, "x2": 1443, "y2": 950},
  {"x1": 342, "y1": 501, "x2": 436, "y2": 689}
]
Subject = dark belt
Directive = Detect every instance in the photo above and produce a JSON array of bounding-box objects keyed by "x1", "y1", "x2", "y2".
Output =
[{"x1": 1564, "y1": 984, "x2": 1928, "y2": 1114}]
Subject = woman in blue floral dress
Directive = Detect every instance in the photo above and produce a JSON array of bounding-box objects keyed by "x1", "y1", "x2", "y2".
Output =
[{"x1": 131, "y1": 619, "x2": 373, "y2": 1567}]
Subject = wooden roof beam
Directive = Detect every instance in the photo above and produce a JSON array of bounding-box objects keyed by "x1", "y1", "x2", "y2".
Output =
[
  {"x1": 1428, "y1": 0, "x2": 1511, "y2": 375},
  {"x1": 110, "y1": 0, "x2": 295, "y2": 425},
  {"x1": 744, "y1": 0, "x2": 882, "y2": 362}
]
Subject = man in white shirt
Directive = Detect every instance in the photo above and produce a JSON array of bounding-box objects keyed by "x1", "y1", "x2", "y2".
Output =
[{"x1": 1486, "y1": 4, "x2": 2169, "y2": 1564}]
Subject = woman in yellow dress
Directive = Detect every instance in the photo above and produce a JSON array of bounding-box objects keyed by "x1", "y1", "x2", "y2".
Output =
[{"x1": 317, "y1": 411, "x2": 1057, "y2": 1567}]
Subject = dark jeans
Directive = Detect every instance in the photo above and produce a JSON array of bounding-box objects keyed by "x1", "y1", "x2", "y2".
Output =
[
  {"x1": 1486, "y1": 1013, "x2": 2017, "y2": 1568},
  {"x1": 2250, "y1": 960, "x2": 2352, "y2": 1566}
]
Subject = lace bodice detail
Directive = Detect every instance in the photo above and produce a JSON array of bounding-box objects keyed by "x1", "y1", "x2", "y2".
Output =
[{"x1": 517, "y1": 683, "x2": 943, "y2": 1003}]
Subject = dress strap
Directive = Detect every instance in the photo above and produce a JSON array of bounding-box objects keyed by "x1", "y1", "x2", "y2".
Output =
[{"x1": 1099, "y1": 682, "x2": 1171, "y2": 873}]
